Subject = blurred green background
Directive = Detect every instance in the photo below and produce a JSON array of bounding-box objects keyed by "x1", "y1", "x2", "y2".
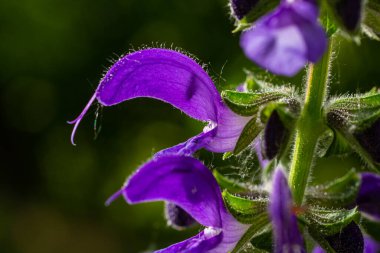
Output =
[{"x1": 0, "y1": 0, "x2": 379, "y2": 252}]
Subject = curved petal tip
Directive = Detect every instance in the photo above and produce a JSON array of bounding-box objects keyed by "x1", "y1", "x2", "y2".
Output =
[
  {"x1": 68, "y1": 93, "x2": 97, "y2": 146},
  {"x1": 105, "y1": 188, "x2": 124, "y2": 206}
]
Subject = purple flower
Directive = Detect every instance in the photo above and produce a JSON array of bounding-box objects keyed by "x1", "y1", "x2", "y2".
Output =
[
  {"x1": 107, "y1": 155, "x2": 249, "y2": 252},
  {"x1": 270, "y1": 168, "x2": 306, "y2": 253},
  {"x1": 240, "y1": 0, "x2": 327, "y2": 76},
  {"x1": 69, "y1": 48, "x2": 251, "y2": 154},
  {"x1": 357, "y1": 173, "x2": 380, "y2": 221}
]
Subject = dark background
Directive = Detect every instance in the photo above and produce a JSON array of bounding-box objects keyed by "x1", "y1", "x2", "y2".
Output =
[{"x1": 0, "y1": 0, "x2": 379, "y2": 252}]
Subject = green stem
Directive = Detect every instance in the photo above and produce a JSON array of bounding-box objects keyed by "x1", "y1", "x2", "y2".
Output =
[{"x1": 288, "y1": 38, "x2": 334, "y2": 205}]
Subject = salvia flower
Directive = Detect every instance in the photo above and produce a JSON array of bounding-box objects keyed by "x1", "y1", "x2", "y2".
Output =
[
  {"x1": 69, "y1": 48, "x2": 251, "y2": 155},
  {"x1": 270, "y1": 168, "x2": 306, "y2": 253},
  {"x1": 240, "y1": 0, "x2": 327, "y2": 76},
  {"x1": 106, "y1": 155, "x2": 249, "y2": 252}
]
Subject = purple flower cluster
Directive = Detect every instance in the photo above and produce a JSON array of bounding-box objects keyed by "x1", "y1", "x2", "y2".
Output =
[
  {"x1": 235, "y1": 0, "x2": 327, "y2": 76},
  {"x1": 70, "y1": 47, "x2": 380, "y2": 252}
]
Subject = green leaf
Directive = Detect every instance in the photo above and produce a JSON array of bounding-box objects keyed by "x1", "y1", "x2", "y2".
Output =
[
  {"x1": 223, "y1": 190, "x2": 268, "y2": 224},
  {"x1": 302, "y1": 206, "x2": 359, "y2": 236},
  {"x1": 231, "y1": 213, "x2": 270, "y2": 253},
  {"x1": 213, "y1": 170, "x2": 247, "y2": 193},
  {"x1": 306, "y1": 170, "x2": 360, "y2": 207},
  {"x1": 222, "y1": 90, "x2": 288, "y2": 116},
  {"x1": 234, "y1": 116, "x2": 263, "y2": 154},
  {"x1": 362, "y1": 2, "x2": 380, "y2": 41}
]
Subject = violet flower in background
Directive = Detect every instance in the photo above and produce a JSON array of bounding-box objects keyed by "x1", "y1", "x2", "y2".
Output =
[
  {"x1": 107, "y1": 155, "x2": 249, "y2": 253},
  {"x1": 240, "y1": 0, "x2": 327, "y2": 76},
  {"x1": 270, "y1": 168, "x2": 306, "y2": 253},
  {"x1": 69, "y1": 48, "x2": 251, "y2": 154},
  {"x1": 357, "y1": 173, "x2": 380, "y2": 221}
]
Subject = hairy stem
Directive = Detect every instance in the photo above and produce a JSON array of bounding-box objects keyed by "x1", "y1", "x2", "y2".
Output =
[{"x1": 288, "y1": 39, "x2": 334, "y2": 205}]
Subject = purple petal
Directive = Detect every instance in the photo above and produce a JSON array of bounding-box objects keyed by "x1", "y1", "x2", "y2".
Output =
[
  {"x1": 311, "y1": 246, "x2": 325, "y2": 253},
  {"x1": 357, "y1": 173, "x2": 380, "y2": 221},
  {"x1": 205, "y1": 108, "x2": 251, "y2": 152},
  {"x1": 211, "y1": 212, "x2": 250, "y2": 253},
  {"x1": 240, "y1": 0, "x2": 326, "y2": 76},
  {"x1": 98, "y1": 49, "x2": 222, "y2": 120},
  {"x1": 157, "y1": 201, "x2": 249, "y2": 253},
  {"x1": 120, "y1": 155, "x2": 224, "y2": 228},
  {"x1": 155, "y1": 127, "x2": 217, "y2": 157},
  {"x1": 69, "y1": 48, "x2": 250, "y2": 153},
  {"x1": 155, "y1": 229, "x2": 222, "y2": 253},
  {"x1": 270, "y1": 168, "x2": 306, "y2": 253},
  {"x1": 364, "y1": 236, "x2": 380, "y2": 253}
]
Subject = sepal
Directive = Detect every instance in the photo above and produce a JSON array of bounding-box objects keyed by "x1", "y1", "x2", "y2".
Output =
[
  {"x1": 234, "y1": 115, "x2": 263, "y2": 154},
  {"x1": 213, "y1": 170, "x2": 247, "y2": 193},
  {"x1": 222, "y1": 90, "x2": 289, "y2": 116},
  {"x1": 223, "y1": 190, "x2": 268, "y2": 224},
  {"x1": 306, "y1": 170, "x2": 360, "y2": 207},
  {"x1": 301, "y1": 206, "x2": 360, "y2": 236}
]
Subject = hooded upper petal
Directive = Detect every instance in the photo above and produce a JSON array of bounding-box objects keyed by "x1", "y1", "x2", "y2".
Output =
[
  {"x1": 357, "y1": 173, "x2": 380, "y2": 221},
  {"x1": 69, "y1": 48, "x2": 250, "y2": 153},
  {"x1": 107, "y1": 155, "x2": 248, "y2": 253},
  {"x1": 270, "y1": 168, "x2": 306, "y2": 253},
  {"x1": 240, "y1": 0, "x2": 326, "y2": 76}
]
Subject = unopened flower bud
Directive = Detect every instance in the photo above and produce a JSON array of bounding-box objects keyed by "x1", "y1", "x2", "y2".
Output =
[{"x1": 263, "y1": 110, "x2": 286, "y2": 160}]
